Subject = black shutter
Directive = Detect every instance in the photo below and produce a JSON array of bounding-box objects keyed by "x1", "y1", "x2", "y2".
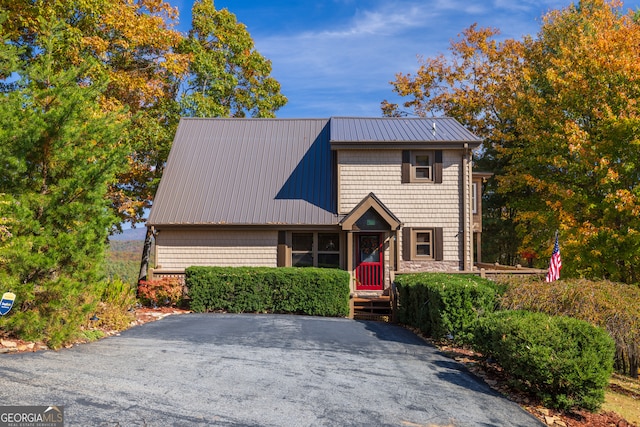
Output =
[
  {"x1": 277, "y1": 231, "x2": 287, "y2": 267},
  {"x1": 401, "y1": 150, "x2": 411, "y2": 183},
  {"x1": 434, "y1": 150, "x2": 443, "y2": 183},
  {"x1": 434, "y1": 227, "x2": 443, "y2": 261},
  {"x1": 402, "y1": 227, "x2": 412, "y2": 260}
]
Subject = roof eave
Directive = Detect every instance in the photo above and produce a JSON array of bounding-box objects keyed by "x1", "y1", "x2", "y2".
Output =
[{"x1": 330, "y1": 141, "x2": 483, "y2": 150}]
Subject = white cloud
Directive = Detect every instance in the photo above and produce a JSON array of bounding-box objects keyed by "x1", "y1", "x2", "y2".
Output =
[
  {"x1": 251, "y1": 1, "x2": 475, "y2": 117},
  {"x1": 199, "y1": 0, "x2": 640, "y2": 117}
]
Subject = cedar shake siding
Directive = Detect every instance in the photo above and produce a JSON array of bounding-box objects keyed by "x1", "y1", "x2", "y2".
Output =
[
  {"x1": 155, "y1": 229, "x2": 278, "y2": 269},
  {"x1": 338, "y1": 149, "x2": 463, "y2": 270}
]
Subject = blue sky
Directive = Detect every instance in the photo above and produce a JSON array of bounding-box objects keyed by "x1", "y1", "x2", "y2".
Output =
[{"x1": 168, "y1": 0, "x2": 640, "y2": 118}]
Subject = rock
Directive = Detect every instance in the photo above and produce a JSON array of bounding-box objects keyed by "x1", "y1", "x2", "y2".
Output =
[
  {"x1": 1, "y1": 339, "x2": 17, "y2": 348},
  {"x1": 544, "y1": 415, "x2": 567, "y2": 426}
]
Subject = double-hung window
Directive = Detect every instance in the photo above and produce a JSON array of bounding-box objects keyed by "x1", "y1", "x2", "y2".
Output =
[
  {"x1": 414, "y1": 230, "x2": 433, "y2": 258},
  {"x1": 402, "y1": 227, "x2": 443, "y2": 261},
  {"x1": 413, "y1": 152, "x2": 432, "y2": 181},
  {"x1": 292, "y1": 233, "x2": 314, "y2": 266},
  {"x1": 402, "y1": 150, "x2": 443, "y2": 183}
]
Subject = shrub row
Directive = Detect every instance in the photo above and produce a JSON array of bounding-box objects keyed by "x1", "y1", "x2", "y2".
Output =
[
  {"x1": 498, "y1": 277, "x2": 640, "y2": 378},
  {"x1": 185, "y1": 266, "x2": 350, "y2": 317},
  {"x1": 394, "y1": 273, "x2": 501, "y2": 344},
  {"x1": 473, "y1": 310, "x2": 615, "y2": 411},
  {"x1": 395, "y1": 273, "x2": 617, "y2": 411}
]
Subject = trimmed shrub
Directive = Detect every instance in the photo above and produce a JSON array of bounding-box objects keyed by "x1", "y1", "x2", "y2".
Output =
[
  {"x1": 185, "y1": 266, "x2": 350, "y2": 317},
  {"x1": 394, "y1": 273, "x2": 501, "y2": 343},
  {"x1": 473, "y1": 310, "x2": 615, "y2": 412},
  {"x1": 498, "y1": 277, "x2": 640, "y2": 378}
]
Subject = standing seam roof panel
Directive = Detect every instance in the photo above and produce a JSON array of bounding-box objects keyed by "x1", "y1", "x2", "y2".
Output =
[
  {"x1": 149, "y1": 118, "x2": 337, "y2": 226},
  {"x1": 329, "y1": 117, "x2": 481, "y2": 143}
]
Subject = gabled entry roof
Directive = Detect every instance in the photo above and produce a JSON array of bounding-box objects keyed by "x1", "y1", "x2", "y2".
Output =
[{"x1": 340, "y1": 193, "x2": 401, "y2": 231}]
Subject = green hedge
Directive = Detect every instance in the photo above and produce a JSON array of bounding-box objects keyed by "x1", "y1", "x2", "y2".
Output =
[
  {"x1": 473, "y1": 310, "x2": 615, "y2": 412},
  {"x1": 185, "y1": 266, "x2": 350, "y2": 317},
  {"x1": 394, "y1": 273, "x2": 501, "y2": 343},
  {"x1": 497, "y1": 277, "x2": 640, "y2": 378}
]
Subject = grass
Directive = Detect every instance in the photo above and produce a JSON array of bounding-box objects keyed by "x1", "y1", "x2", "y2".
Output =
[
  {"x1": 603, "y1": 373, "x2": 640, "y2": 425},
  {"x1": 81, "y1": 330, "x2": 105, "y2": 342}
]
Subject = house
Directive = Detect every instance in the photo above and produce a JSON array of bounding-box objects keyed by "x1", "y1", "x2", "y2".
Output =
[{"x1": 147, "y1": 117, "x2": 486, "y2": 296}]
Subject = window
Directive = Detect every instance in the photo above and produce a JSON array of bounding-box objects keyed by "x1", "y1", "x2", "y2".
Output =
[
  {"x1": 318, "y1": 233, "x2": 340, "y2": 268},
  {"x1": 402, "y1": 150, "x2": 443, "y2": 183},
  {"x1": 472, "y1": 181, "x2": 478, "y2": 215},
  {"x1": 413, "y1": 152, "x2": 432, "y2": 181},
  {"x1": 402, "y1": 227, "x2": 443, "y2": 261},
  {"x1": 292, "y1": 233, "x2": 313, "y2": 267},
  {"x1": 415, "y1": 230, "x2": 433, "y2": 257},
  {"x1": 292, "y1": 232, "x2": 340, "y2": 268}
]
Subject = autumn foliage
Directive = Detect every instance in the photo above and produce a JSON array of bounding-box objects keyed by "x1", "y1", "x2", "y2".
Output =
[
  {"x1": 0, "y1": 1, "x2": 285, "y2": 346},
  {"x1": 137, "y1": 278, "x2": 185, "y2": 308},
  {"x1": 384, "y1": 0, "x2": 640, "y2": 283},
  {"x1": 0, "y1": 0, "x2": 286, "y2": 227}
]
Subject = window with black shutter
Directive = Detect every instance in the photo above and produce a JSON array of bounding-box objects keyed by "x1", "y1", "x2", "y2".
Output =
[{"x1": 402, "y1": 227, "x2": 443, "y2": 261}]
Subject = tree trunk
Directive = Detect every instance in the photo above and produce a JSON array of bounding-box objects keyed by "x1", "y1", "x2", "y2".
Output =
[{"x1": 138, "y1": 227, "x2": 153, "y2": 287}]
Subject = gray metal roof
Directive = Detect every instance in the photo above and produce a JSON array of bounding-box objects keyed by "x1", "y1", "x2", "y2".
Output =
[
  {"x1": 148, "y1": 116, "x2": 483, "y2": 227},
  {"x1": 148, "y1": 118, "x2": 339, "y2": 226},
  {"x1": 329, "y1": 117, "x2": 482, "y2": 145}
]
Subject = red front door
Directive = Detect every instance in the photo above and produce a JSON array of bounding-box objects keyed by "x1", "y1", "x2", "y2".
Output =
[{"x1": 355, "y1": 233, "x2": 384, "y2": 290}]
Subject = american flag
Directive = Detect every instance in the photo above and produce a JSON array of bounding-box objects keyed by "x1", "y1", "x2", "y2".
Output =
[{"x1": 545, "y1": 234, "x2": 562, "y2": 282}]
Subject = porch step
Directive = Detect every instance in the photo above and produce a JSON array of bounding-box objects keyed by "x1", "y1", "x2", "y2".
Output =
[{"x1": 351, "y1": 296, "x2": 394, "y2": 322}]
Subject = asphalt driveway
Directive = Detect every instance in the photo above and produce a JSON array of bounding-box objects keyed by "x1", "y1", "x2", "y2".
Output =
[{"x1": 0, "y1": 314, "x2": 542, "y2": 426}]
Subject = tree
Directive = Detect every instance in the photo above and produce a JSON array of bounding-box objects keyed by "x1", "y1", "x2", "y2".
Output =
[
  {"x1": 137, "y1": 0, "x2": 288, "y2": 282},
  {"x1": 1, "y1": 1, "x2": 288, "y2": 285},
  {"x1": 179, "y1": 0, "x2": 287, "y2": 118},
  {"x1": 382, "y1": 24, "x2": 526, "y2": 265},
  {"x1": 1, "y1": 1, "x2": 286, "y2": 229},
  {"x1": 383, "y1": 0, "x2": 640, "y2": 282},
  {"x1": 0, "y1": 0, "x2": 190, "y2": 227},
  {"x1": 502, "y1": 0, "x2": 640, "y2": 282},
  {"x1": 0, "y1": 19, "x2": 130, "y2": 347}
]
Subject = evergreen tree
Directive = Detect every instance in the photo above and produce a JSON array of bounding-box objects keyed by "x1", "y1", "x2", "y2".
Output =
[{"x1": 0, "y1": 20, "x2": 129, "y2": 347}]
